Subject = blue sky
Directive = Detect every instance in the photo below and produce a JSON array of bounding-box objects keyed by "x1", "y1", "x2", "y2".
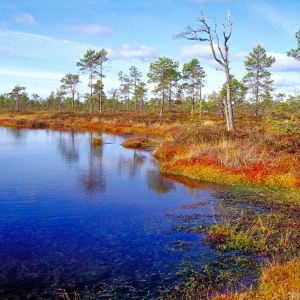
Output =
[{"x1": 0, "y1": 0, "x2": 300, "y2": 99}]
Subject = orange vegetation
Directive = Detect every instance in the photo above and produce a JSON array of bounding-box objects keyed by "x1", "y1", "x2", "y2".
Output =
[
  {"x1": 121, "y1": 137, "x2": 159, "y2": 149},
  {"x1": 154, "y1": 126, "x2": 300, "y2": 189}
]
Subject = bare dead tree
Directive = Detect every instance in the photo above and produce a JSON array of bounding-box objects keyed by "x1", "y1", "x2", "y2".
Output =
[{"x1": 176, "y1": 9, "x2": 235, "y2": 131}]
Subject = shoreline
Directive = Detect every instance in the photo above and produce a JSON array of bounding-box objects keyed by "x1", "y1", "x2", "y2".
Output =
[{"x1": 1, "y1": 109, "x2": 300, "y2": 298}]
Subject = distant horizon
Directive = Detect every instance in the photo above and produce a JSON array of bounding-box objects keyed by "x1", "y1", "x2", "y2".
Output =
[{"x1": 0, "y1": 0, "x2": 300, "y2": 99}]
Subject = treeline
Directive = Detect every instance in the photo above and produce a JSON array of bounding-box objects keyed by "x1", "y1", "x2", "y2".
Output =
[{"x1": 1, "y1": 28, "x2": 300, "y2": 117}]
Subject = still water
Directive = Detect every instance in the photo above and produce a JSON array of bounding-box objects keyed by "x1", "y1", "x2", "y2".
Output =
[{"x1": 0, "y1": 127, "x2": 223, "y2": 299}]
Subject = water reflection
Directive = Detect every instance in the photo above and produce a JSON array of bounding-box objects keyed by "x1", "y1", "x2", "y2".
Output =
[
  {"x1": 0, "y1": 127, "x2": 226, "y2": 299},
  {"x1": 118, "y1": 151, "x2": 147, "y2": 177},
  {"x1": 11, "y1": 128, "x2": 28, "y2": 141},
  {"x1": 57, "y1": 130, "x2": 79, "y2": 164},
  {"x1": 147, "y1": 170, "x2": 176, "y2": 195},
  {"x1": 78, "y1": 132, "x2": 106, "y2": 195}
]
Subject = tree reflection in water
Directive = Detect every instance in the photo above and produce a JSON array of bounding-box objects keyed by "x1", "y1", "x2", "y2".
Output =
[
  {"x1": 79, "y1": 132, "x2": 106, "y2": 195},
  {"x1": 57, "y1": 129, "x2": 79, "y2": 164},
  {"x1": 146, "y1": 170, "x2": 176, "y2": 195},
  {"x1": 6, "y1": 127, "x2": 28, "y2": 145},
  {"x1": 118, "y1": 150, "x2": 147, "y2": 177}
]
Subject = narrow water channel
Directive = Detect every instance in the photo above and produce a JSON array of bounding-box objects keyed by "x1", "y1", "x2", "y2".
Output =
[{"x1": 0, "y1": 127, "x2": 224, "y2": 299}]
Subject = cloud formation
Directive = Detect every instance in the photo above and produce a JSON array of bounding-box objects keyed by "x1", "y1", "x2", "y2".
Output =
[
  {"x1": 13, "y1": 13, "x2": 38, "y2": 25},
  {"x1": 272, "y1": 74, "x2": 300, "y2": 87},
  {"x1": 179, "y1": 44, "x2": 224, "y2": 68},
  {"x1": 268, "y1": 52, "x2": 300, "y2": 72},
  {"x1": 108, "y1": 44, "x2": 159, "y2": 62},
  {"x1": 180, "y1": 44, "x2": 214, "y2": 59},
  {"x1": 64, "y1": 24, "x2": 112, "y2": 36}
]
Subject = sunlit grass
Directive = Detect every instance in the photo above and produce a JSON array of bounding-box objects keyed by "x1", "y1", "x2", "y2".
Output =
[{"x1": 121, "y1": 137, "x2": 159, "y2": 149}]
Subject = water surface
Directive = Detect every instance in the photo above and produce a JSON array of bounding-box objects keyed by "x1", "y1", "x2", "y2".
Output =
[{"x1": 0, "y1": 127, "x2": 223, "y2": 299}]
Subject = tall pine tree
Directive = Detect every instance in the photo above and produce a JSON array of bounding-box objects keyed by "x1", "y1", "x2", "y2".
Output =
[{"x1": 243, "y1": 45, "x2": 276, "y2": 116}]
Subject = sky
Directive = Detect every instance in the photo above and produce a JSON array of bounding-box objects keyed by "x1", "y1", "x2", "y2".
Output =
[{"x1": 0, "y1": 0, "x2": 300, "y2": 99}]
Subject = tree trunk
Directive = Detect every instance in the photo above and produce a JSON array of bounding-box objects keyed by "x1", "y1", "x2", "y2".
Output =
[
  {"x1": 99, "y1": 64, "x2": 103, "y2": 113},
  {"x1": 16, "y1": 93, "x2": 19, "y2": 110},
  {"x1": 134, "y1": 79, "x2": 137, "y2": 113},
  {"x1": 199, "y1": 84, "x2": 202, "y2": 123},
  {"x1": 90, "y1": 98, "x2": 93, "y2": 114},
  {"x1": 255, "y1": 75, "x2": 259, "y2": 116},
  {"x1": 89, "y1": 67, "x2": 93, "y2": 114},
  {"x1": 161, "y1": 89, "x2": 165, "y2": 116},
  {"x1": 191, "y1": 76, "x2": 194, "y2": 112},
  {"x1": 220, "y1": 101, "x2": 225, "y2": 118},
  {"x1": 225, "y1": 66, "x2": 235, "y2": 131},
  {"x1": 72, "y1": 91, "x2": 74, "y2": 109},
  {"x1": 168, "y1": 83, "x2": 172, "y2": 111}
]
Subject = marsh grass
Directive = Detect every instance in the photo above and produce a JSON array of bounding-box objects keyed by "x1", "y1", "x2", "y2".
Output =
[
  {"x1": 121, "y1": 137, "x2": 159, "y2": 149},
  {"x1": 91, "y1": 136, "x2": 103, "y2": 145}
]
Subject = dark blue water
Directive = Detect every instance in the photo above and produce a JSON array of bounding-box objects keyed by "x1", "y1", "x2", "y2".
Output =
[{"x1": 0, "y1": 127, "x2": 223, "y2": 299}]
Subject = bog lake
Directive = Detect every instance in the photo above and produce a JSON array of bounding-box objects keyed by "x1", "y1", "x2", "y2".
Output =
[{"x1": 0, "y1": 126, "x2": 228, "y2": 299}]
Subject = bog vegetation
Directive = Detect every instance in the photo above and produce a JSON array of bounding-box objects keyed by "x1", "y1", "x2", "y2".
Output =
[{"x1": 2, "y1": 10, "x2": 300, "y2": 300}]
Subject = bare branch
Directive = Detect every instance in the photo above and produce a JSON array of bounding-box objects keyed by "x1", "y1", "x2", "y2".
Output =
[{"x1": 215, "y1": 21, "x2": 226, "y2": 62}]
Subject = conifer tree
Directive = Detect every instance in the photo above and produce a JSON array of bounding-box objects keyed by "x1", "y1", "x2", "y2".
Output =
[
  {"x1": 60, "y1": 73, "x2": 81, "y2": 109},
  {"x1": 243, "y1": 45, "x2": 276, "y2": 116},
  {"x1": 77, "y1": 50, "x2": 97, "y2": 113},
  {"x1": 10, "y1": 85, "x2": 26, "y2": 110},
  {"x1": 94, "y1": 49, "x2": 109, "y2": 113},
  {"x1": 118, "y1": 71, "x2": 131, "y2": 110},
  {"x1": 182, "y1": 58, "x2": 206, "y2": 113},
  {"x1": 147, "y1": 57, "x2": 178, "y2": 116},
  {"x1": 287, "y1": 30, "x2": 300, "y2": 61},
  {"x1": 129, "y1": 66, "x2": 142, "y2": 113}
]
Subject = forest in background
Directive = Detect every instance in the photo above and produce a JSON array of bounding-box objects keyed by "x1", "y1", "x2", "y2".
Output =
[{"x1": 1, "y1": 41, "x2": 299, "y2": 120}]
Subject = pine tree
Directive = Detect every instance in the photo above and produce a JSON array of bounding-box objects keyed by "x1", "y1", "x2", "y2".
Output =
[
  {"x1": 182, "y1": 58, "x2": 206, "y2": 113},
  {"x1": 147, "y1": 57, "x2": 178, "y2": 116},
  {"x1": 10, "y1": 85, "x2": 26, "y2": 110},
  {"x1": 243, "y1": 45, "x2": 276, "y2": 116},
  {"x1": 60, "y1": 73, "x2": 81, "y2": 109},
  {"x1": 287, "y1": 30, "x2": 300, "y2": 61}
]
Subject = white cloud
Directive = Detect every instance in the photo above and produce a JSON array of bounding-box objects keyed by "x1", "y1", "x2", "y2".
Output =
[
  {"x1": 180, "y1": 44, "x2": 214, "y2": 59},
  {"x1": 179, "y1": 44, "x2": 224, "y2": 68},
  {"x1": 232, "y1": 52, "x2": 248, "y2": 61},
  {"x1": 108, "y1": 44, "x2": 159, "y2": 62},
  {"x1": 64, "y1": 24, "x2": 112, "y2": 36},
  {"x1": 268, "y1": 52, "x2": 300, "y2": 72},
  {"x1": 272, "y1": 74, "x2": 300, "y2": 87},
  {"x1": 13, "y1": 13, "x2": 38, "y2": 25}
]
